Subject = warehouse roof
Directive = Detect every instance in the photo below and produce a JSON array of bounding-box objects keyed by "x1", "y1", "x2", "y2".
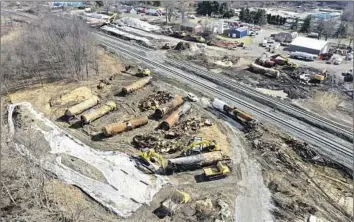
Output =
[
  {"x1": 290, "y1": 36, "x2": 328, "y2": 51},
  {"x1": 235, "y1": 27, "x2": 248, "y2": 32}
]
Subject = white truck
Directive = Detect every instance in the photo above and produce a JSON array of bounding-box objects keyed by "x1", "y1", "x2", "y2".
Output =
[{"x1": 290, "y1": 51, "x2": 317, "y2": 61}]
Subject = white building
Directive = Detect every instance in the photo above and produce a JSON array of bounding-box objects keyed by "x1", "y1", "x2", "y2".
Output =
[{"x1": 289, "y1": 36, "x2": 330, "y2": 55}]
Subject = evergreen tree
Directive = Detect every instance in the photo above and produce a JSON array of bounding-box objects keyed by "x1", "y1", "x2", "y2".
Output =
[
  {"x1": 300, "y1": 15, "x2": 312, "y2": 33},
  {"x1": 219, "y1": 2, "x2": 228, "y2": 15},
  {"x1": 275, "y1": 15, "x2": 280, "y2": 24},
  {"x1": 239, "y1": 8, "x2": 245, "y2": 21},
  {"x1": 257, "y1": 9, "x2": 267, "y2": 25},
  {"x1": 266, "y1": 13, "x2": 271, "y2": 23},
  {"x1": 244, "y1": 7, "x2": 250, "y2": 22}
]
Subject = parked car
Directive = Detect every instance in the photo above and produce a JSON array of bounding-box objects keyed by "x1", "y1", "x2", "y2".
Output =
[{"x1": 187, "y1": 93, "x2": 198, "y2": 102}]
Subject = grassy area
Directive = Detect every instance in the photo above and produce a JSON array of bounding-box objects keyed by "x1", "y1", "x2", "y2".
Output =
[{"x1": 216, "y1": 35, "x2": 254, "y2": 45}]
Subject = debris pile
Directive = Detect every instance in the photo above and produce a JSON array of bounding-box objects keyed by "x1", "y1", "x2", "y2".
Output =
[
  {"x1": 138, "y1": 91, "x2": 173, "y2": 111},
  {"x1": 174, "y1": 41, "x2": 190, "y2": 50},
  {"x1": 168, "y1": 117, "x2": 211, "y2": 137},
  {"x1": 132, "y1": 133, "x2": 183, "y2": 153},
  {"x1": 132, "y1": 117, "x2": 212, "y2": 153}
]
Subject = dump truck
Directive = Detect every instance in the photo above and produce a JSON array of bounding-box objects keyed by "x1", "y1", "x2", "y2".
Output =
[
  {"x1": 203, "y1": 161, "x2": 231, "y2": 180},
  {"x1": 181, "y1": 137, "x2": 219, "y2": 156}
]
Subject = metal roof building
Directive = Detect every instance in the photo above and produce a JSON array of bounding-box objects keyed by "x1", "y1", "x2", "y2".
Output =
[{"x1": 289, "y1": 36, "x2": 330, "y2": 55}]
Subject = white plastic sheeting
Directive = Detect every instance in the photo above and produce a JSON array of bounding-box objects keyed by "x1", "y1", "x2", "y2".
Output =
[
  {"x1": 117, "y1": 17, "x2": 160, "y2": 32},
  {"x1": 8, "y1": 102, "x2": 166, "y2": 218}
]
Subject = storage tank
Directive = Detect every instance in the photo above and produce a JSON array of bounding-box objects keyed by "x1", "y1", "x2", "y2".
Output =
[
  {"x1": 160, "y1": 103, "x2": 191, "y2": 130},
  {"x1": 81, "y1": 100, "x2": 116, "y2": 124},
  {"x1": 65, "y1": 96, "x2": 100, "y2": 118},
  {"x1": 154, "y1": 95, "x2": 183, "y2": 118},
  {"x1": 249, "y1": 63, "x2": 280, "y2": 78},
  {"x1": 102, "y1": 116, "x2": 148, "y2": 136},
  {"x1": 121, "y1": 76, "x2": 152, "y2": 95}
]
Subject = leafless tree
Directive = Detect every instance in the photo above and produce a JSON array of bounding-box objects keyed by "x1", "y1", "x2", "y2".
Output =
[{"x1": 1, "y1": 15, "x2": 99, "y2": 92}]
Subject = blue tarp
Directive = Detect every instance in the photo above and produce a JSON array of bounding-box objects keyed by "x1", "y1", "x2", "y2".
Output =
[
  {"x1": 51, "y1": 2, "x2": 84, "y2": 7},
  {"x1": 312, "y1": 13, "x2": 340, "y2": 19}
]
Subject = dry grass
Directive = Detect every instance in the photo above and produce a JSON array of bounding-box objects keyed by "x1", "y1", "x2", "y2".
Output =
[
  {"x1": 312, "y1": 91, "x2": 342, "y2": 110},
  {"x1": 96, "y1": 47, "x2": 124, "y2": 76},
  {"x1": 197, "y1": 123, "x2": 231, "y2": 157}
]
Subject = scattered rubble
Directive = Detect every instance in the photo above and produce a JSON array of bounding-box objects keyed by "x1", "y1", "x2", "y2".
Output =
[{"x1": 138, "y1": 91, "x2": 173, "y2": 112}]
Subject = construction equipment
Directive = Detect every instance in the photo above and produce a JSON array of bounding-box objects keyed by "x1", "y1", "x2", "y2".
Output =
[
  {"x1": 137, "y1": 67, "x2": 151, "y2": 77},
  {"x1": 137, "y1": 149, "x2": 167, "y2": 173},
  {"x1": 155, "y1": 190, "x2": 191, "y2": 217},
  {"x1": 99, "y1": 13, "x2": 117, "y2": 27},
  {"x1": 203, "y1": 161, "x2": 231, "y2": 180},
  {"x1": 270, "y1": 54, "x2": 298, "y2": 69},
  {"x1": 181, "y1": 137, "x2": 219, "y2": 156},
  {"x1": 314, "y1": 68, "x2": 328, "y2": 82}
]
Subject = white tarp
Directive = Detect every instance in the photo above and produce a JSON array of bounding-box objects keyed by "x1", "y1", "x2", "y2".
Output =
[
  {"x1": 7, "y1": 102, "x2": 166, "y2": 218},
  {"x1": 117, "y1": 17, "x2": 160, "y2": 32}
]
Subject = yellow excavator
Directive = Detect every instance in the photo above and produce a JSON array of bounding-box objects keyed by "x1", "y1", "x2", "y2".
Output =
[
  {"x1": 203, "y1": 161, "x2": 231, "y2": 180},
  {"x1": 137, "y1": 149, "x2": 167, "y2": 173},
  {"x1": 181, "y1": 137, "x2": 220, "y2": 156},
  {"x1": 99, "y1": 13, "x2": 118, "y2": 27},
  {"x1": 270, "y1": 54, "x2": 298, "y2": 69}
]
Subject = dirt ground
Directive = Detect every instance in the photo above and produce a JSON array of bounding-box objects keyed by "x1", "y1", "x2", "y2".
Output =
[
  {"x1": 2, "y1": 41, "x2": 352, "y2": 222},
  {"x1": 2, "y1": 47, "x2": 238, "y2": 222},
  {"x1": 244, "y1": 122, "x2": 353, "y2": 222}
]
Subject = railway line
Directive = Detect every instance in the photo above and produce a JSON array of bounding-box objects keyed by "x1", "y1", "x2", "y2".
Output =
[
  {"x1": 97, "y1": 34, "x2": 352, "y2": 168},
  {"x1": 98, "y1": 30, "x2": 353, "y2": 143}
]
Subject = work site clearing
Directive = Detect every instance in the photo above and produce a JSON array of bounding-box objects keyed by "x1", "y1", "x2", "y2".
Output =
[{"x1": 1, "y1": 2, "x2": 353, "y2": 222}]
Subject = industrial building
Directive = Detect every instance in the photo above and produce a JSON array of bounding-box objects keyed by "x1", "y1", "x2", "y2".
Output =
[
  {"x1": 180, "y1": 21, "x2": 203, "y2": 34},
  {"x1": 228, "y1": 27, "x2": 248, "y2": 38},
  {"x1": 289, "y1": 36, "x2": 330, "y2": 55}
]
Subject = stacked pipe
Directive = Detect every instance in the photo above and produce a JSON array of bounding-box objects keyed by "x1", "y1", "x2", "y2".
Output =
[
  {"x1": 167, "y1": 151, "x2": 225, "y2": 168},
  {"x1": 121, "y1": 76, "x2": 152, "y2": 95},
  {"x1": 81, "y1": 100, "x2": 116, "y2": 124},
  {"x1": 154, "y1": 95, "x2": 183, "y2": 118},
  {"x1": 65, "y1": 96, "x2": 100, "y2": 118},
  {"x1": 249, "y1": 62, "x2": 280, "y2": 78},
  {"x1": 102, "y1": 116, "x2": 148, "y2": 136},
  {"x1": 160, "y1": 103, "x2": 191, "y2": 130}
]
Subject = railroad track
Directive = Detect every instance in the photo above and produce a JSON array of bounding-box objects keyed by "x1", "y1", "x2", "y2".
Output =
[
  {"x1": 97, "y1": 31, "x2": 353, "y2": 143},
  {"x1": 98, "y1": 37, "x2": 352, "y2": 164},
  {"x1": 165, "y1": 59, "x2": 353, "y2": 142}
]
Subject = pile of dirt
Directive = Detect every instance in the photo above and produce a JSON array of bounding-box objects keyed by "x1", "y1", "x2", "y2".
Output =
[
  {"x1": 138, "y1": 91, "x2": 173, "y2": 112},
  {"x1": 50, "y1": 87, "x2": 93, "y2": 107}
]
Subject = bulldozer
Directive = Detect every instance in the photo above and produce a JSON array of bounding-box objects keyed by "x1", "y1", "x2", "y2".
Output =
[
  {"x1": 203, "y1": 161, "x2": 231, "y2": 180},
  {"x1": 181, "y1": 137, "x2": 219, "y2": 156}
]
